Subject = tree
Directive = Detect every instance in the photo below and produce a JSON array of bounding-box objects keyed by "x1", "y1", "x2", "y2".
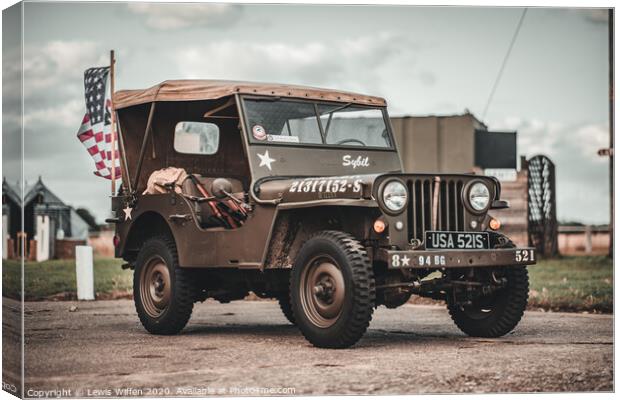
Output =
[{"x1": 76, "y1": 208, "x2": 100, "y2": 232}]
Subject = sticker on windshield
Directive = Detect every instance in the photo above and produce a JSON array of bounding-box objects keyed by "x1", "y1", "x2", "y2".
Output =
[
  {"x1": 252, "y1": 125, "x2": 267, "y2": 141},
  {"x1": 267, "y1": 134, "x2": 300, "y2": 143}
]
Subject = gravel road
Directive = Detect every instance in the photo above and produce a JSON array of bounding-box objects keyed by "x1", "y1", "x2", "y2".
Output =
[{"x1": 6, "y1": 298, "x2": 613, "y2": 396}]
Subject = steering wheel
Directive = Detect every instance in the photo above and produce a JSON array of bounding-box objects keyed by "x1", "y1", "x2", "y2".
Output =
[{"x1": 335, "y1": 138, "x2": 366, "y2": 146}]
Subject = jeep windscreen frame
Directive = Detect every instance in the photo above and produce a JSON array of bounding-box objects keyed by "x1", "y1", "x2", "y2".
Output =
[{"x1": 241, "y1": 95, "x2": 397, "y2": 151}]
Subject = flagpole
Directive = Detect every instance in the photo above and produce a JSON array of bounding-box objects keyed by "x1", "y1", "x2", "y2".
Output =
[{"x1": 110, "y1": 50, "x2": 117, "y2": 195}]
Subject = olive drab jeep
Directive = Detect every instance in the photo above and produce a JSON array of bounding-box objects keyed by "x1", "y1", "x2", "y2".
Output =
[{"x1": 109, "y1": 80, "x2": 536, "y2": 348}]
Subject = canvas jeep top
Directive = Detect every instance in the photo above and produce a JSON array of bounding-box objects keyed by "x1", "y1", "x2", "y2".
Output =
[{"x1": 110, "y1": 79, "x2": 536, "y2": 348}]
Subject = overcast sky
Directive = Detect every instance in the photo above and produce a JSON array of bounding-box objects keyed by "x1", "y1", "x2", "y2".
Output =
[{"x1": 2, "y1": 3, "x2": 611, "y2": 224}]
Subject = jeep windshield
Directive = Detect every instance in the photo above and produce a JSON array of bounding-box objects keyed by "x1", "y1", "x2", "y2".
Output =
[{"x1": 243, "y1": 97, "x2": 393, "y2": 149}]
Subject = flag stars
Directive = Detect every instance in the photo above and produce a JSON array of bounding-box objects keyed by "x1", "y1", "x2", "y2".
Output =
[
  {"x1": 84, "y1": 66, "x2": 110, "y2": 136},
  {"x1": 79, "y1": 64, "x2": 117, "y2": 182}
]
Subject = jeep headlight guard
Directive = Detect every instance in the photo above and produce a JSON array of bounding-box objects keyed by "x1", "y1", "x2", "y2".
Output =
[
  {"x1": 467, "y1": 181, "x2": 491, "y2": 212},
  {"x1": 381, "y1": 180, "x2": 408, "y2": 213}
]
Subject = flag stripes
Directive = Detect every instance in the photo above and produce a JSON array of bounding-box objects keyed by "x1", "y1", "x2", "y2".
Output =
[{"x1": 77, "y1": 71, "x2": 120, "y2": 180}]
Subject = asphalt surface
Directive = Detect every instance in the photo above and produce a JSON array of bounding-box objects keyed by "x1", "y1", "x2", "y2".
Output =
[{"x1": 7, "y1": 298, "x2": 614, "y2": 396}]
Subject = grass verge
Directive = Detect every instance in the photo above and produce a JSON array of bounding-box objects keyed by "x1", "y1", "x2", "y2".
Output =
[
  {"x1": 2, "y1": 258, "x2": 132, "y2": 300},
  {"x1": 2, "y1": 255, "x2": 612, "y2": 313},
  {"x1": 527, "y1": 255, "x2": 612, "y2": 313}
]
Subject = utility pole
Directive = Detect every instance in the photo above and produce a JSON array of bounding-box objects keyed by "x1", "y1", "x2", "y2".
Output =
[
  {"x1": 599, "y1": 9, "x2": 614, "y2": 258},
  {"x1": 609, "y1": 10, "x2": 614, "y2": 258},
  {"x1": 608, "y1": 10, "x2": 614, "y2": 258}
]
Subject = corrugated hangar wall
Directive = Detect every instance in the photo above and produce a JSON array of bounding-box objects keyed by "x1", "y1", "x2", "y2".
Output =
[{"x1": 390, "y1": 114, "x2": 529, "y2": 247}]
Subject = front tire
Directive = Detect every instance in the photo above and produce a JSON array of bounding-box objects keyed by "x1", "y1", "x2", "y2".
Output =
[
  {"x1": 448, "y1": 266, "x2": 529, "y2": 337},
  {"x1": 290, "y1": 231, "x2": 375, "y2": 348},
  {"x1": 133, "y1": 236, "x2": 196, "y2": 335}
]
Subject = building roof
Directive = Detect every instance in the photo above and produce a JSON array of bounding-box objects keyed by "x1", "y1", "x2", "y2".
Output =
[
  {"x1": 2, "y1": 178, "x2": 20, "y2": 205},
  {"x1": 113, "y1": 79, "x2": 387, "y2": 109},
  {"x1": 24, "y1": 177, "x2": 65, "y2": 205}
]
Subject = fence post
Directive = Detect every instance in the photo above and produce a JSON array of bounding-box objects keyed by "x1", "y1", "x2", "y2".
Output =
[
  {"x1": 76, "y1": 245, "x2": 95, "y2": 300},
  {"x1": 585, "y1": 225, "x2": 593, "y2": 254}
]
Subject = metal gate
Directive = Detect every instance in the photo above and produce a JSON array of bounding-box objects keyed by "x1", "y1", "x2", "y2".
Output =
[{"x1": 527, "y1": 155, "x2": 558, "y2": 257}]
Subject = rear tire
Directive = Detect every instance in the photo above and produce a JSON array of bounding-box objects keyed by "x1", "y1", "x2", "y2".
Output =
[
  {"x1": 277, "y1": 294, "x2": 296, "y2": 325},
  {"x1": 290, "y1": 230, "x2": 375, "y2": 348},
  {"x1": 448, "y1": 266, "x2": 529, "y2": 337},
  {"x1": 133, "y1": 236, "x2": 196, "y2": 335}
]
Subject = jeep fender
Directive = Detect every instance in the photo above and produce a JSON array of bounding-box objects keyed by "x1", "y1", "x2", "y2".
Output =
[
  {"x1": 261, "y1": 202, "x2": 382, "y2": 269},
  {"x1": 119, "y1": 211, "x2": 176, "y2": 263}
]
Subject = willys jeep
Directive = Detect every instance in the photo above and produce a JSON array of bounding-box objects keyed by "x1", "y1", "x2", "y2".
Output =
[{"x1": 110, "y1": 80, "x2": 536, "y2": 348}]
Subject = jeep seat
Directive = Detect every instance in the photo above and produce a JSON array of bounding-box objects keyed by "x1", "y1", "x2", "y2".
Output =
[{"x1": 181, "y1": 175, "x2": 246, "y2": 228}]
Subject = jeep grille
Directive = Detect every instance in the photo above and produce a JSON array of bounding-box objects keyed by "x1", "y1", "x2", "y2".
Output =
[{"x1": 406, "y1": 177, "x2": 466, "y2": 241}]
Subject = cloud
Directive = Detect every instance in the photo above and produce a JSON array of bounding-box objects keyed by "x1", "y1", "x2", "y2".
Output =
[
  {"x1": 494, "y1": 116, "x2": 610, "y2": 224},
  {"x1": 23, "y1": 40, "x2": 107, "y2": 99},
  {"x1": 127, "y1": 3, "x2": 242, "y2": 30},
  {"x1": 18, "y1": 39, "x2": 108, "y2": 141},
  {"x1": 13, "y1": 40, "x2": 113, "y2": 221},
  {"x1": 574, "y1": 123, "x2": 610, "y2": 159},
  {"x1": 174, "y1": 33, "x2": 426, "y2": 95},
  {"x1": 498, "y1": 117, "x2": 608, "y2": 162},
  {"x1": 2, "y1": 44, "x2": 22, "y2": 100},
  {"x1": 584, "y1": 9, "x2": 609, "y2": 25},
  {"x1": 23, "y1": 99, "x2": 84, "y2": 129}
]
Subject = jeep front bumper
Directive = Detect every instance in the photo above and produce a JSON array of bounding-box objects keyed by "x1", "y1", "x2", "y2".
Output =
[{"x1": 379, "y1": 248, "x2": 536, "y2": 269}]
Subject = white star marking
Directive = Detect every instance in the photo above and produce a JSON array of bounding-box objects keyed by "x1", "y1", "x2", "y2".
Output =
[
  {"x1": 401, "y1": 255, "x2": 410, "y2": 267},
  {"x1": 123, "y1": 205, "x2": 133, "y2": 220},
  {"x1": 257, "y1": 150, "x2": 276, "y2": 171}
]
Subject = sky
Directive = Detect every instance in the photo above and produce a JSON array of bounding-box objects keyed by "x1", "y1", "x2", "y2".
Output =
[{"x1": 2, "y1": 2, "x2": 611, "y2": 224}]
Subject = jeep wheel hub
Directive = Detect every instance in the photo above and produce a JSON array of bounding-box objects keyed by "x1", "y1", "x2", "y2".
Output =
[
  {"x1": 140, "y1": 256, "x2": 172, "y2": 318},
  {"x1": 300, "y1": 256, "x2": 345, "y2": 328}
]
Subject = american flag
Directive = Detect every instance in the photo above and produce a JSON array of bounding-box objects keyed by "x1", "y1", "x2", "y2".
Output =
[{"x1": 77, "y1": 66, "x2": 120, "y2": 180}]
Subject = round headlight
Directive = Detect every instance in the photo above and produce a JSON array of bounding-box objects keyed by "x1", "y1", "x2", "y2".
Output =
[
  {"x1": 382, "y1": 180, "x2": 408, "y2": 212},
  {"x1": 468, "y1": 182, "x2": 490, "y2": 212}
]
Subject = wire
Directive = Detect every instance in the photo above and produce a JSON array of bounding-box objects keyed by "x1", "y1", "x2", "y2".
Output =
[{"x1": 482, "y1": 8, "x2": 528, "y2": 120}]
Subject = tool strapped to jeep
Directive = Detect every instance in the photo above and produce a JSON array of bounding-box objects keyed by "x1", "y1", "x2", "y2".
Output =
[{"x1": 185, "y1": 174, "x2": 248, "y2": 229}]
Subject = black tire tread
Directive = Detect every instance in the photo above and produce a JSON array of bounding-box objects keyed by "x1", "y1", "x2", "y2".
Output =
[
  {"x1": 291, "y1": 230, "x2": 375, "y2": 348},
  {"x1": 134, "y1": 236, "x2": 196, "y2": 335},
  {"x1": 447, "y1": 266, "x2": 529, "y2": 337},
  {"x1": 277, "y1": 294, "x2": 296, "y2": 325}
]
